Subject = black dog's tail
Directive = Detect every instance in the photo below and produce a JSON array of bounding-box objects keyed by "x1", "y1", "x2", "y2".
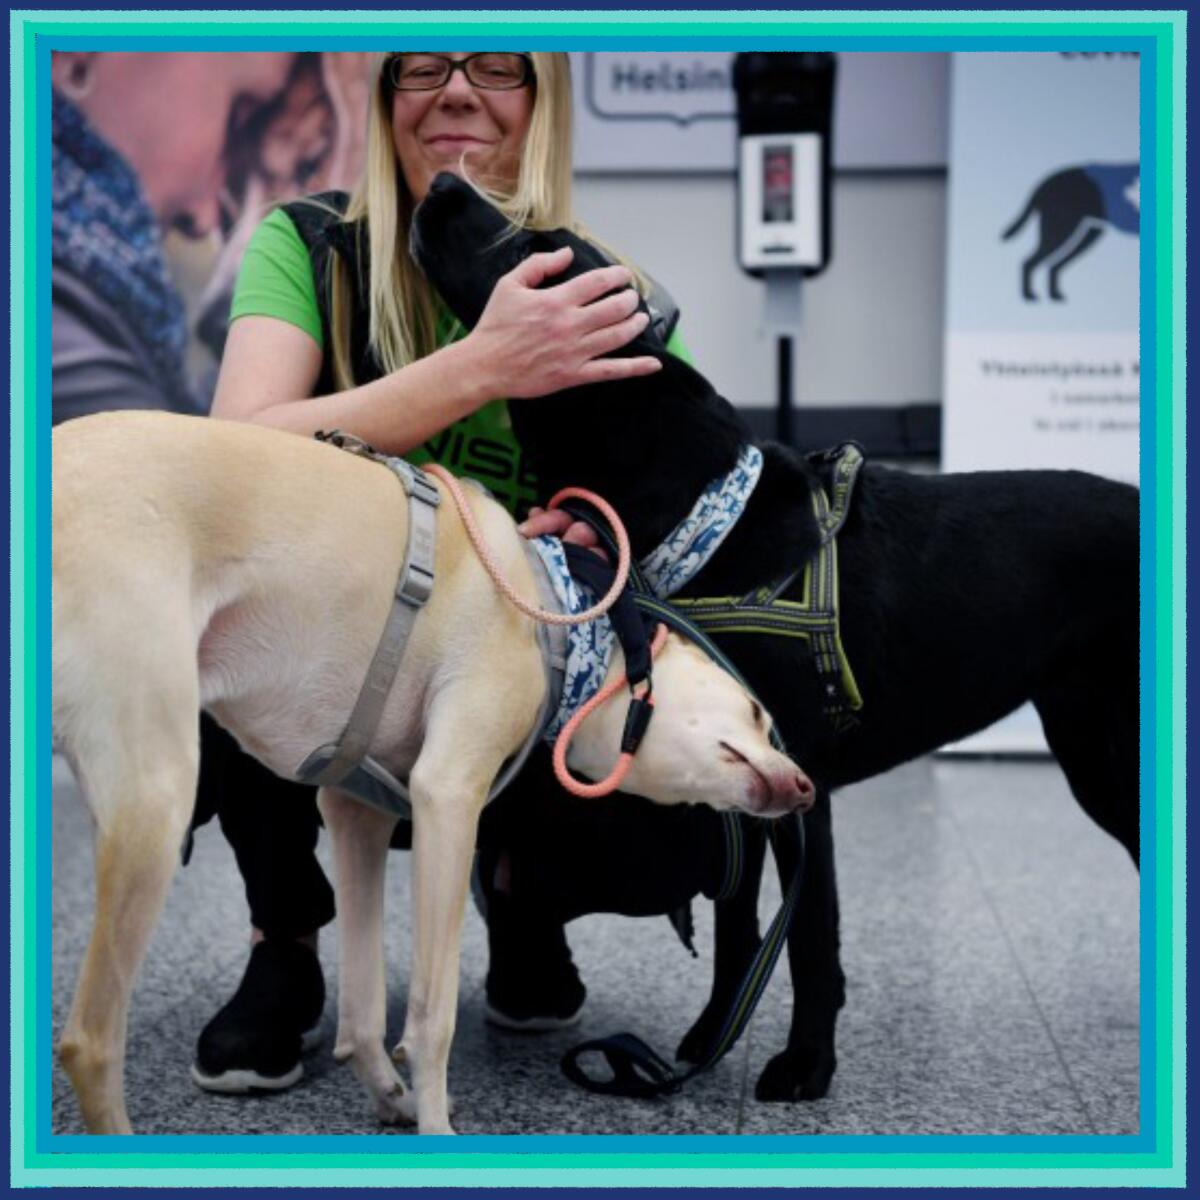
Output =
[{"x1": 1001, "y1": 193, "x2": 1037, "y2": 240}]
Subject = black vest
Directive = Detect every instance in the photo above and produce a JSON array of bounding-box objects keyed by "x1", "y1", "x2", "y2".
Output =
[
  {"x1": 281, "y1": 192, "x2": 541, "y2": 515},
  {"x1": 281, "y1": 191, "x2": 381, "y2": 397}
]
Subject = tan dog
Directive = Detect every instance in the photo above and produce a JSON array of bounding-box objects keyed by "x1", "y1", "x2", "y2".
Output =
[{"x1": 52, "y1": 410, "x2": 813, "y2": 1135}]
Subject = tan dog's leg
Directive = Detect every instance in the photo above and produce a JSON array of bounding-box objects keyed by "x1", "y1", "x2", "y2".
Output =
[
  {"x1": 57, "y1": 658, "x2": 198, "y2": 1133},
  {"x1": 318, "y1": 787, "x2": 415, "y2": 1124},
  {"x1": 396, "y1": 786, "x2": 486, "y2": 1135},
  {"x1": 392, "y1": 693, "x2": 519, "y2": 1135}
]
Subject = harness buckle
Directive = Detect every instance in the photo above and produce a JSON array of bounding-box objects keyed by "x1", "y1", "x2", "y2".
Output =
[
  {"x1": 402, "y1": 466, "x2": 442, "y2": 510},
  {"x1": 315, "y1": 428, "x2": 376, "y2": 457},
  {"x1": 316, "y1": 429, "x2": 442, "y2": 510},
  {"x1": 397, "y1": 563, "x2": 435, "y2": 607}
]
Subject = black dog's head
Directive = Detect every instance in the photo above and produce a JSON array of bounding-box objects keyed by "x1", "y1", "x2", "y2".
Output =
[
  {"x1": 409, "y1": 170, "x2": 756, "y2": 546},
  {"x1": 410, "y1": 172, "x2": 661, "y2": 355}
]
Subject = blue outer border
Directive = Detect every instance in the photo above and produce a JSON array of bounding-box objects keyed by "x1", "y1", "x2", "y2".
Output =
[{"x1": 15, "y1": 9, "x2": 1184, "y2": 1187}]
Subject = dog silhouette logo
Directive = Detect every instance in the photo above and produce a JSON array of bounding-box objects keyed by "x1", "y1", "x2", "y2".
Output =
[{"x1": 1001, "y1": 163, "x2": 1139, "y2": 301}]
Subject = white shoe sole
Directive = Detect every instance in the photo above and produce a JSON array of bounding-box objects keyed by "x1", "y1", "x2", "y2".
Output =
[
  {"x1": 190, "y1": 1025, "x2": 322, "y2": 1094},
  {"x1": 484, "y1": 1001, "x2": 584, "y2": 1033},
  {"x1": 190, "y1": 1061, "x2": 303, "y2": 1094}
]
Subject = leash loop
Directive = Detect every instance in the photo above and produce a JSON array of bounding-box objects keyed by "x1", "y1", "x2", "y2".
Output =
[
  {"x1": 549, "y1": 502, "x2": 813, "y2": 1100},
  {"x1": 551, "y1": 624, "x2": 668, "y2": 798},
  {"x1": 559, "y1": 813, "x2": 807, "y2": 1100},
  {"x1": 560, "y1": 1032, "x2": 682, "y2": 1098}
]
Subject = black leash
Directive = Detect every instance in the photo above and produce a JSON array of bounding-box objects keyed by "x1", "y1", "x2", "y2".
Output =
[
  {"x1": 552, "y1": 499, "x2": 807, "y2": 1100},
  {"x1": 560, "y1": 814, "x2": 805, "y2": 1099}
]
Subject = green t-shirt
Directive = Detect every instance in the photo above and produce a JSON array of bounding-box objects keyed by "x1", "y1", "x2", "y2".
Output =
[{"x1": 230, "y1": 207, "x2": 689, "y2": 516}]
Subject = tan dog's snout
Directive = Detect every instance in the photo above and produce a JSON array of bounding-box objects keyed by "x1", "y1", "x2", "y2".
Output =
[
  {"x1": 571, "y1": 634, "x2": 817, "y2": 817},
  {"x1": 719, "y1": 740, "x2": 816, "y2": 816}
]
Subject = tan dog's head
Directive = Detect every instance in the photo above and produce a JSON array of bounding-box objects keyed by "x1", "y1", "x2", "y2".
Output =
[{"x1": 567, "y1": 632, "x2": 815, "y2": 817}]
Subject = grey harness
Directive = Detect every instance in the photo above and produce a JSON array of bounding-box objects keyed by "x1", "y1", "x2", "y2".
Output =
[{"x1": 294, "y1": 432, "x2": 564, "y2": 821}]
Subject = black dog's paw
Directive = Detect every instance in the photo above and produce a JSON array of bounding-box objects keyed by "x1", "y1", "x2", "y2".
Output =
[
  {"x1": 675, "y1": 1005, "x2": 726, "y2": 1065},
  {"x1": 754, "y1": 1046, "x2": 836, "y2": 1102}
]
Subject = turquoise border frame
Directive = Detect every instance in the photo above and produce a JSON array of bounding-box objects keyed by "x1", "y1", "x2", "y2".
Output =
[{"x1": 11, "y1": 9, "x2": 1187, "y2": 1189}]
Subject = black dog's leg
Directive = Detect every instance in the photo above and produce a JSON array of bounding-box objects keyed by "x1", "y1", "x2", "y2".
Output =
[
  {"x1": 756, "y1": 788, "x2": 845, "y2": 1101},
  {"x1": 676, "y1": 821, "x2": 768, "y2": 1064},
  {"x1": 1034, "y1": 637, "x2": 1140, "y2": 865}
]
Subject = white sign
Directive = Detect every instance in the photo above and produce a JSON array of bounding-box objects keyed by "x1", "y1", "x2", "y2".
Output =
[
  {"x1": 943, "y1": 332, "x2": 1139, "y2": 482},
  {"x1": 571, "y1": 52, "x2": 948, "y2": 173}
]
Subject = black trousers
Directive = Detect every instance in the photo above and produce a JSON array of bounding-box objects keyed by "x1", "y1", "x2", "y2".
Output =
[
  {"x1": 189, "y1": 716, "x2": 724, "y2": 944},
  {"x1": 191, "y1": 714, "x2": 337, "y2": 939}
]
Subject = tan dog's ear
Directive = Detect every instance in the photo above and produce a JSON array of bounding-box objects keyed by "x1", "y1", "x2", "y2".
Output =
[{"x1": 52, "y1": 52, "x2": 99, "y2": 102}]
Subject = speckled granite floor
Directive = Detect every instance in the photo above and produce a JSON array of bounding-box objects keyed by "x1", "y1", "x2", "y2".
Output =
[{"x1": 50, "y1": 754, "x2": 1139, "y2": 1137}]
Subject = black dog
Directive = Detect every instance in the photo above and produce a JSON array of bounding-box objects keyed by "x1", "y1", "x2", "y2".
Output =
[{"x1": 414, "y1": 173, "x2": 1139, "y2": 1101}]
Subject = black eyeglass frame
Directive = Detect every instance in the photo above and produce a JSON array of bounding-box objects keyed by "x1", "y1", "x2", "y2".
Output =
[{"x1": 383, "y1": 52, "x2": 536, "y2": 92}]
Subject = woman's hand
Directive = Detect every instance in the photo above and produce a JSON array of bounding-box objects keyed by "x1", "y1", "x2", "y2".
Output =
[
  {"x1": 518, "y1": 506, "x2": 608, "y2": 560},
  {"x1": 461, "y1": 247, "x2": 663, "y2": 402}
]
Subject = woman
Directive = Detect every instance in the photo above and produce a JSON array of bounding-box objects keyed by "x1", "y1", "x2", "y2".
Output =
[{"x1": 200, "y1": 51, "x2": 686, "y2": 1093}]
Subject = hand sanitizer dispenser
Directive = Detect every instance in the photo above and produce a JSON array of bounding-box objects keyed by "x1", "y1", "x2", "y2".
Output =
[{"x1": 734, "y1": 52, "x2": 836, "y2": 278}]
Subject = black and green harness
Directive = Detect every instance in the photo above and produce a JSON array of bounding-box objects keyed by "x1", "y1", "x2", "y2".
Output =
[
  {"x1": 558, "y1": 442, "x2": 865, "y2": 1099},
  {"x1": 644, "y1": 441, "x2": 864, "y2": 733}
]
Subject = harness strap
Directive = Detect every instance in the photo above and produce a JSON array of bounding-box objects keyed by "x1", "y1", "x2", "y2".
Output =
[
  {"x1": 665, "y1": 443, "x2": 864, "y2": 729},
  {"x1": 810, "y1": 440, "x2": 865, "y2": 547},
  {"x1": 300, "y1": 432, "x2": 440, "y2": 790}
]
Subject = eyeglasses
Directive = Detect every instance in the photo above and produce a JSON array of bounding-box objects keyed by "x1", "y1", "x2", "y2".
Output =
[{"x1": 385, "y1": 53, "x2": 534, "y2": 92}]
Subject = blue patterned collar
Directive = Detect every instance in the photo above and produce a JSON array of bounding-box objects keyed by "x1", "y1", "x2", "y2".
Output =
[
  {"x1": 527, "y1": 537, "x2": 616, "y2": 743},
  {"x1": 639, "y1": 445, "x2": 764, "y2": 598},
  {"x1": 525, "y1": 443, "x2": 763, "y2": 742}
]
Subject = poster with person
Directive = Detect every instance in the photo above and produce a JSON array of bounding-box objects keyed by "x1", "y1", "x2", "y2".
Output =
[{"x1": 50, "y1": 51, "x2": 374, "y2": 425}]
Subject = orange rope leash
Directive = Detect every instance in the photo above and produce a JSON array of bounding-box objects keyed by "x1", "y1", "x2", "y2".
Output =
[
  {"x1": 423, "y1": 463, "x2": 665, "y2": 798},
  {"x1": 424, "y1": 465, "x2": 632, "y2": 626}
]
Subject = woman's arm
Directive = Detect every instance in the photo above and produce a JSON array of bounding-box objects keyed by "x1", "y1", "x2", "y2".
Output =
[
  {"x1": 210, "y1": 314, "x2": 499, "y2": 454},
  {"x1": 211, "y1": 246, "x2": 661, "y2": 456}
]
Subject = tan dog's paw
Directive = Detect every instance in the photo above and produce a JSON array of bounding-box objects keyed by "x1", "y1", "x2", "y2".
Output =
[{"x1": 375, "y1": 1083, "x2": 417, "y2": 1126}]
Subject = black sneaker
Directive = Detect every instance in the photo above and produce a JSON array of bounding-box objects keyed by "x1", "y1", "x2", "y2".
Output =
[
  {"x1": 484, "y1": 970, "x2": 586, "y2": 1032},
  {"x1": 191, "y1": 940, "x2": 325, "y2": 1094},
  {"x1": 478, "y1": 852, "x2": 586, "y2": 1032}
]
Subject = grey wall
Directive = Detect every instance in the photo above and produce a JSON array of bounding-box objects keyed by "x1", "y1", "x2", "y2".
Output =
[{"x1": 574, "y1": 171, "x2": 947, "y2": 411}]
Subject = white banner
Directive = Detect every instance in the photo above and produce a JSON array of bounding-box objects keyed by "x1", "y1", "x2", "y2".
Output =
[
  {"x1": 943, "y1": 332, "x2": 1139, "y2": 483},
  {"x1": 941, "y1": 51, "x2": 1140, "y2": 753}
]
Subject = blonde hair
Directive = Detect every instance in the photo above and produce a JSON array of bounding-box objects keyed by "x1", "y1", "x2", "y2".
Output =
[{"x1": 324, "y1": 51, "x2": 578, "y2": 391}]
